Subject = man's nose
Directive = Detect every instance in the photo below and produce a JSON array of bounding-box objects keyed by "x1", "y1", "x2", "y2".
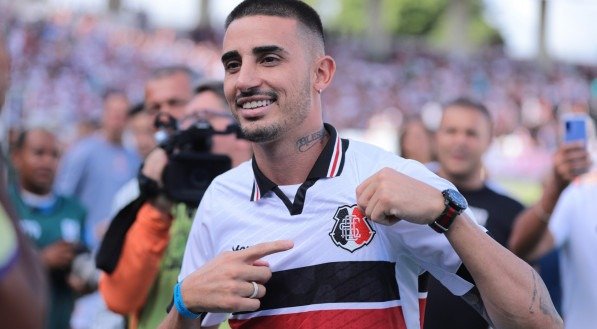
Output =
[{"x1": 235, "y1": 62, "x2": 262, "y2": 92}]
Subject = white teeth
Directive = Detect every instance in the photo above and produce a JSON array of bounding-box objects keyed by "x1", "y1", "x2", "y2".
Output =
[{"x1": 241, "y1": 100, "x2": 272, "y2": 109}]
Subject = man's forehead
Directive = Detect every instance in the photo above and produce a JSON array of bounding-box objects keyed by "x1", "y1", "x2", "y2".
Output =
[{"x1": 222, "y1": 15, "x2": 300, "y2": 52}]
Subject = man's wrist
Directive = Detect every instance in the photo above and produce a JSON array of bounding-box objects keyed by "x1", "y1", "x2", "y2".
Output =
[{"x1": 149, "y1": 194, "x2": 174, "y2": 216}]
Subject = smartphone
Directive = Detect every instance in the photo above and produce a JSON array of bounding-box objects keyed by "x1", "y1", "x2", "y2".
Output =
[{"x1": 562, "y1": 114, "x2": 588, "y2": 144}]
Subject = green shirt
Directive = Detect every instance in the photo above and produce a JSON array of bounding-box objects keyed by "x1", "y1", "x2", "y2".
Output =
[
  {"x1": 137, "y1": 203, "x2": 193, "y2": 329},
  {"x1": 9, "y1": 189, "x2": 86, "y2": 329}
]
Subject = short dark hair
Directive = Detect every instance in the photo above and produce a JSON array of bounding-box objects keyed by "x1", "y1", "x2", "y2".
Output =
[
  {"x1": 443, "y1": 97, "x2": 493, "y2": 124},
  {"x1": 225, "y1": 0, "x2": 325, "y2": 47},
  {"x1": 150, "y1": 65, "x2": 197, "y2": 82},
  {"x1": 12, "y1": 128, "x2": 55, "y2": 152},
  {"x1": 195, "y1": 80, "x2": 225, "y2": 101},
  {"x1": 102, "y1": 88, "x2": 127, "y2": 102}
]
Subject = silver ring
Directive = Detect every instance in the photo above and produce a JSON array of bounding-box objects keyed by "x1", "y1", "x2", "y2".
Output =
[{"x1": 249, "y1": 281, "x2": 259, "y2": 299}]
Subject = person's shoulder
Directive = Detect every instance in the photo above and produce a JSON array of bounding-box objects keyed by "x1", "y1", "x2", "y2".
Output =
[
  {"x1": 483, "y1": 182, "x2": 524, "y2": 207},
  {"x1": 573, "y1": 170, "x2": 597, "y2": 187},
  {"x1": 211, "y1": 159, "x2": 253, "y2": 185}
]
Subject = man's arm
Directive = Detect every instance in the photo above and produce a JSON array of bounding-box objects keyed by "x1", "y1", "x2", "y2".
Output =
[
  {"x1": 356, "y1": 167, "x2": 562, "y2": 329},
  {"x1": 158, "y1": 241, "x2": 294, "y2": 329},
  {"x1": 100, "y1": 202, "x2": 172, "y2": 314},
  {"x1": 0, "y1": 196, "x2": 48, "y2": 328},
  {"x1": 508, "y1": 142, "x2": 590, "y2": 260}
]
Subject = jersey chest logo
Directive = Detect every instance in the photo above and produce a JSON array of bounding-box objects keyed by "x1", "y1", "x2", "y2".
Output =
[{"x1": 329, "y1": 204, "x2": 376, "y2": 252}]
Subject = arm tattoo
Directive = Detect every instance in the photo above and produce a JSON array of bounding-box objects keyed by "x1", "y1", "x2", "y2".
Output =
[
  {"x1": 461, "y1": 287, "x2": 495, "y2": 327},
  {"x1": 296, "y1": 128, "x2": 327, "y2": 152},
  {"x1": 529, "y1": 269, "x2": 563, "y2": 326}
]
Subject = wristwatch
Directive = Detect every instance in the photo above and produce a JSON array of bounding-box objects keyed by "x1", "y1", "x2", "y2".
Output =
[{"x1": 429, "y1": 189, "x2": 468, "y2": 233}]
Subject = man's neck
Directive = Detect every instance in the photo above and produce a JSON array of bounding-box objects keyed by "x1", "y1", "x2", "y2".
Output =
[
  {"x1": 102, "y1": 129, "x2": 122, "y2": 145},
  {"x1": 438, "y1": 168, "x2": 485, "y2": 191},
  {"x1": 20, "y1": 188, "x2": 56, "y2": 208},
  {"x1": 253, "y1": 126, "x2": 329, "y2": 185}
]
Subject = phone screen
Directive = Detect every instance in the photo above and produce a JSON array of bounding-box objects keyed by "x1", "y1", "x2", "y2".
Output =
[{"x1": 563, "y1": 116, "x2": 587, "y2": 143}]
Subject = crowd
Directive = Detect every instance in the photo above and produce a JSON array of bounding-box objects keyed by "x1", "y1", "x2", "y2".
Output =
[
  {"x1": 2, "y1": 7, "x2": 596, "y2": 145},
  {"x1": 1, "y1": 1, "x2": 596, "y2": 329}
]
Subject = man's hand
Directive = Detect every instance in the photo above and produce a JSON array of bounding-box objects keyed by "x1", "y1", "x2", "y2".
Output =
[
  {"x1": 41, "y1": 240, "x2": 76, "y2": 270},
  {"x1": 179, "y1": 240, "x2": 293, "y2": 314},
  {"x1": 142, "y1": 148, "x2": 169, "y2": 187},
  {"x1": 553, "y1": 142, "x2": 591, "y2": 187},
  {"x1": 356, "y1": 167, "x2": 444, "y2": 225}
]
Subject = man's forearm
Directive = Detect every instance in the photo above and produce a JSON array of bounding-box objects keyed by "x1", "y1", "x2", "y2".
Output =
[{"x1": 446, "y1": 214, "x2": 563, "y2": 329}]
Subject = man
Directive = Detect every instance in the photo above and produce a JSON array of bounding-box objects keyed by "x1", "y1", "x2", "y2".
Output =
[
  {"x1": 55, "y1": 89, "x2": 140, "y2": 250},
  {"x1": 126, "y1": 102, "x2": 157, "y2": 160},
  {"x1": 0, "y1": 29, "x2": 48, "y2": 329},
  {"x1": 10, "y1": 128, "x2": 88, "y2": 329},
  {"x1": 99, "y1": 79, "x2": 250, "y2": 329},
  {"x1": 424, "y1": 98, "x2": 525, "y2": 329},
  {"x1": 160, "y1": 1, "x2": 562, "y2": 329},
  {"x1": 509, "y1": 138, "x2": 593, "y2": 329}
]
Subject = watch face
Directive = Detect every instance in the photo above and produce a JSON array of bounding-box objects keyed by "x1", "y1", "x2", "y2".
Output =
[{"x1": 445, "y1": 189, "x2": 468, "y2": 210}]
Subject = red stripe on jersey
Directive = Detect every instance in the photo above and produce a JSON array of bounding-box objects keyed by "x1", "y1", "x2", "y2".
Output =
[
  {"x1": 419, "y1": 298, "x2": 427, "y2": 329},
  {"x1": 230, "y1": 306, "x2": 407, "y2": 329},
  {"x1": 328, "y1": 137, "x2": 341, "y2": 177}
]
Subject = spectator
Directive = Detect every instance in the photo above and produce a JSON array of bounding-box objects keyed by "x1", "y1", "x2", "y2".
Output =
[
  {"x1": 424, "y1": 98, "x2": 525, "y2": 329},
  {"x1": 0, "y1": 27, "x2": 48, "y2": 329},
  {"x1": 399, "y1": 115, "x2": 438, "y2": 171},
  {"x1": 9, "y1": 128, "x2": 90, "y2": 329},
  {"x1": 54, "y1": 89, "x2": 140, "y2": 329},
  {"x1": 125, "y1": 102, "x2": 156, "y2": 160},
  {"x1": 55, "y1": 89, "x2": 140, "y2": 249},
  {"x1": 509, "y1": 139, "x2": 593, "y2": 329}
]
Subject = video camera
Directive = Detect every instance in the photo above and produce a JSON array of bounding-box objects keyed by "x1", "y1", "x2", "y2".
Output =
[{"x1": 154, "y1": 113, "x2": 242, "y2": 208}]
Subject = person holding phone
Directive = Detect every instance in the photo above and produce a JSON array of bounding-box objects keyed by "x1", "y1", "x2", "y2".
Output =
[{"x1": 509, "y1": 114, "x2": 595, "y2": 329}]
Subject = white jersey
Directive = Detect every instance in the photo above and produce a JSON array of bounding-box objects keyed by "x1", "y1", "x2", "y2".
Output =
[
  {"x1": 548, "y1": 171, "x2": 597, "y2": 329},
  {"x1": 180, "y1": 124, "x2": 476, "y2": 329}
]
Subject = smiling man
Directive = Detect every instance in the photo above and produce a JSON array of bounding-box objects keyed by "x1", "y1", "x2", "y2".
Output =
[{"x1": 159, "y1": 1, "x2": 562, "y2": 329}]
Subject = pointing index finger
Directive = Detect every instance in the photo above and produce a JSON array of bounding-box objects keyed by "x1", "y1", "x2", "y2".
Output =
[{"x1": 236, "y1": 240, "x2": 294, "y2": 263}]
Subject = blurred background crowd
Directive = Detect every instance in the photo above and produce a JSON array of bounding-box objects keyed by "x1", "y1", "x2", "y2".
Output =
[{"x1": 1, "y1": 0, "x2": 596, "y2": 192}]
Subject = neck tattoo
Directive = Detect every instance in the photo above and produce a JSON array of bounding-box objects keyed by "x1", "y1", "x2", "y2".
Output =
[{"x1": 296, "y1": 128, "x2": 327, "y2": 152}]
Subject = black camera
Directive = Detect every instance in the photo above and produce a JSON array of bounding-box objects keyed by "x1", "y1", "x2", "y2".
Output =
[{"x1": 155, "y1": 113, "x2": 241, "y2": 208}]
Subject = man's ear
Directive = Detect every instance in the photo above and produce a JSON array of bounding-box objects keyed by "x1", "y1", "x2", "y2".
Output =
[{"x1": 313, "y1": 55, "x2": 336, "y2": 94}]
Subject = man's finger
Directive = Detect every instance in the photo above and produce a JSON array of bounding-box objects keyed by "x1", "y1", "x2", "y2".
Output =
[{"x1": 237, "y1": 240, "x2": 294, "y2": 263}]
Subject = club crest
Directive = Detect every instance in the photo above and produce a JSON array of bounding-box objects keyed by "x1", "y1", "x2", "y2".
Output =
[{"x1": 329, "y1": 204, "x2": 376, "y2": 252}]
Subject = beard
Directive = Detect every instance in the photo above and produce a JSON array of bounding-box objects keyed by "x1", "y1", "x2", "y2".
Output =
[{"x1": 237, "y1": 79, "x2": 312, "y2": 144}]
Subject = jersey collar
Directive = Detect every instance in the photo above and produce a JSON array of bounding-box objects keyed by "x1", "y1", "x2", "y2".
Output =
[{"x1": 250, "y1": 123, "x2": 348, "y2": 202}]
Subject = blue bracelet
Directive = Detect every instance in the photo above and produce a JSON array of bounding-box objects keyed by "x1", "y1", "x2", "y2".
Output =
[{"x1": 173, "y1": 281, "x2": 203, "y2": 319}]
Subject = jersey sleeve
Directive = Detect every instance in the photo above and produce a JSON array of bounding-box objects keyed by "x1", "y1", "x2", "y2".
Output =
[
  {"x1": 387, "y1": 158, "x2": 478, "y2": 296},
  {"x1": 178, "y1": 185, "x2": 229, "y2": 327},
  {"x1": 548, "y1": 184, "x2": 576, "y2": 248}
]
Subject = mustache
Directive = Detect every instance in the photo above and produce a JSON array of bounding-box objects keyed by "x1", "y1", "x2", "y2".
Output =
[{"x1": 237, "y1": 88, "x2": 278, "y2": 100}]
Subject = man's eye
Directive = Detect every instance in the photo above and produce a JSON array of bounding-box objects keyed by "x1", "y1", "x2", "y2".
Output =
[
  {"x1": 225, "y1": 61, "x2": 240, "y2": 72},
  {"x1": 262, "y1": 56, "x2": 279, "y2": 64}
]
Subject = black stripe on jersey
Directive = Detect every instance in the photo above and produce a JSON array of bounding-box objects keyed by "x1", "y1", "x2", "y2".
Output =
[
  {"x1": 237, "y1": 261, "x2": 399, "y2": 314},
  {"x1": 335, "y1": 139, "x2": 349, "y2": 176},
  {"x1": 418, "y1": 271, "x2": 430, "y2": 293},
  {"x1": 456, "y1": 264, "x2": 475, "y2": 285}
]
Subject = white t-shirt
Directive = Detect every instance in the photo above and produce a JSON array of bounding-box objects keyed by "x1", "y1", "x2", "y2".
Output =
[
  {"x1": 549, "y1": 171, "x2": 597, "y2": 329},
  {"x1": 179, "y1": 124, "x2": 477, "y2": 329}
]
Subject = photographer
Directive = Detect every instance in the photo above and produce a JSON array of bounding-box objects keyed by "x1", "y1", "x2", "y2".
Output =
[{"x1": 98, "y1": 79, "x2": 251, "y2": 329}]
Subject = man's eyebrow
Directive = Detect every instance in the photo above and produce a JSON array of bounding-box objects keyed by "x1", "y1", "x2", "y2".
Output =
[
  {"x1": 253, "y1": 45, "x2": 287, "y2": 57},
  {"x1": 221, "y1": 50, "x2": 240, "y2": 64}
]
